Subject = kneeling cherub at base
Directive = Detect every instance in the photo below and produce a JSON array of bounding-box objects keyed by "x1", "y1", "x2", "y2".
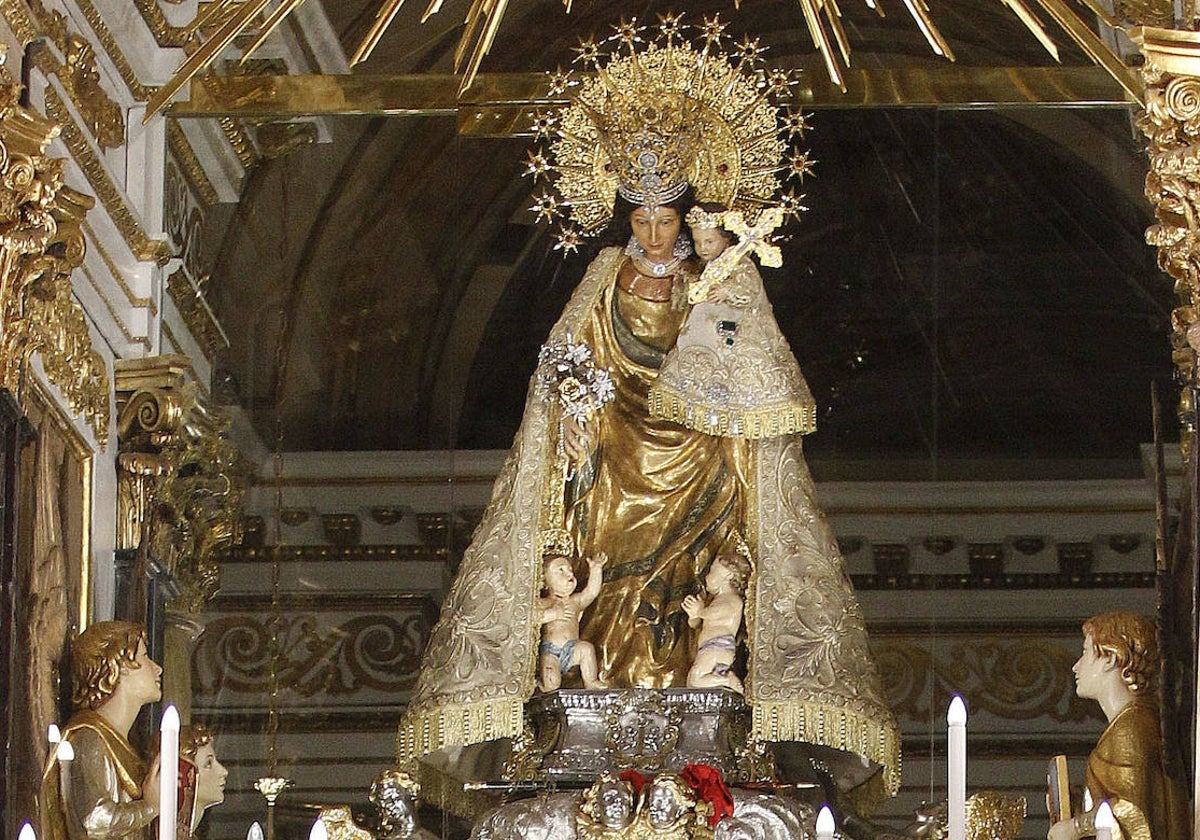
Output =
[
  {"x1": 683, "y1": 554, "x2": 751, "y2": 693},
  {"x1": 539, "y1": 549, "x2": 609, "y2": 691}
]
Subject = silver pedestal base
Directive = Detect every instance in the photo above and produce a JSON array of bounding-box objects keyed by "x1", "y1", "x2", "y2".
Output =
[{"x1": 517, "y1": 688, "x2": 764, "y2": 782}]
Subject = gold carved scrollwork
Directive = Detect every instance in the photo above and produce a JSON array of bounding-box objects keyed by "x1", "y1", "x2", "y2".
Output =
[
  {"x1": 30, "y1": 1, "x2": 125, "y2": 149},
  {"x1": 873, "y1": 637, "x2": 1103, "y2": 723},
  {"x1": 1135, "y1": 34, "x2": 1200, "y2": 444},
  {"x1": 116, "y1": 357, "x2": 245, "y2": 614},
  {"x1": 0, "y1": 83, "x2": 110, "y2": 445}
]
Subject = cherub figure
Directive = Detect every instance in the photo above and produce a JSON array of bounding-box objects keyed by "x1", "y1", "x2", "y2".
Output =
[
  {"x1": 577, "y1": 772, "x2": 636, "y2": 837},
  {"x1": 538, "y1": 550, "x2": 609, "y2": 691},
  {"x1": 683, "y1": 553, "x2": 751, "y2": 692},
  {"x1": 638, "y1": 774, "x2": 703, "y2": 837}
]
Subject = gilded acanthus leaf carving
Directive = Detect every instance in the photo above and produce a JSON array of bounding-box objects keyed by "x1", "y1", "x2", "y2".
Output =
[
  {"x1": 0, "y1": 83, "x2": 109, "y2": 445},
  {"x1": 29, "y1": 1, "x2": 125, "y2": 149},
  {"x1": 116, "y1": 359, "x2": 246, "y2": 614},
  {"x1": 1135, "y1": 41, "x2": 1200, "y2": 443}
]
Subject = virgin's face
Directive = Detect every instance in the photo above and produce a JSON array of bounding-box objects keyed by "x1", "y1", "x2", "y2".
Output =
[
  {"x1": 194, "y1": 742, "x2": 229, "y2": 811},
  {"x1": 630, "y1": 206, "x2": 682, "y2": 262}
]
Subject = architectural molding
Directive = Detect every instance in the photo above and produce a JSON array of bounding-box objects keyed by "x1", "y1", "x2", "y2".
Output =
[
  {"x1": 165, "y1": 117, "x2": 217, "y2": 205},
  {"x1": 43, "y1": 84, "x2": 169, "y2": 261},
  {"x1": 30, "y1": 0, "x2": 125, "y2": 149},
  {"x1": 0, "y1": 77, "x2": 110, "y2": 445}
]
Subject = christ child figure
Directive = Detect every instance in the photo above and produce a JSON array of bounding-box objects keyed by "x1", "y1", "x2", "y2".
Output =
[
  {"x1": 538, "y1": 550, "x2": 608, "y2": 691},
  {"x1": 649, "y1": 204, "x2": 816, "y2": 440},
  {"x1": 683, "y1": 553, "x2": 752, "y2": 692}
]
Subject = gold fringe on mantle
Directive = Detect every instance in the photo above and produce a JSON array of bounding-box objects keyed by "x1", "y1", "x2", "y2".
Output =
[
  {"x1": 752, "y1": 699, "x2": 902, "y2": 798},
  {"x1": 648, "y1": 385, "x2": 817, "y2": 439},
  {"x1": 397, "y1": 697, "x2": 525, "y2": 771}
]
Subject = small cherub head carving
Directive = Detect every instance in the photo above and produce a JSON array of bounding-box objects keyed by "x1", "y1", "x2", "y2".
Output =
[
  {"x1": 581, "y1": 772, "x2": 635, "y2": 830},
  {"x1": 371, "y1": 769, "x2": 420, "y2": 837},
  {"x1": 643, "y1": 774, "x2": 696, "y2": 830}
]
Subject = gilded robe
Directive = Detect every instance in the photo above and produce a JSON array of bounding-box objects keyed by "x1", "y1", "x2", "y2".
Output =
[
  {"x1": 39, "y1": 710, "x2": 155, "y2": 840},
  {"x1": 1084, "y1": 702, "x2": 1189, "y2": 840},
  {"x1": 398, "y1": 247, "x2": 899, "y2": 798}
]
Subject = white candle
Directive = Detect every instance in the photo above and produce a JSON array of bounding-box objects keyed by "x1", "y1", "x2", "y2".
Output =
[
  {"x1": 18, "y1": 821, "x2": 37, "y2": 840},
  {"x1": 159, "y1": 705, "x2": 180, "y2": 840},
  {"x1": 308, "y1": 817, "x2": 329, "y2": 840},
  {"x1": 247, "y1": 822, "x2": 265, "y2": 840},
  {"x1": 57, "y1": 740, "x2": 74, "y2": 762},
  {"x1": 816, "y1": 804, "x2": 836, "y2": 840},
  {"x1": 1083, "y1": 788, "x2": 1094, "y2": 813},
  {"x1": 1095, "y1": 800, "x2": 1114, "y2": 840},
  {"x1": 48, "y1": 724, "x2": 61, "y2": 744},
  {"x1": 947, "y1": 695, "x2": 967, "y2": 840}
]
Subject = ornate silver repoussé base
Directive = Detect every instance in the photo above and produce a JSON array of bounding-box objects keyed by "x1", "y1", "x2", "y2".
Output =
[{"x1": 515, "y1": 688, "x2": 760, "y2": 782}]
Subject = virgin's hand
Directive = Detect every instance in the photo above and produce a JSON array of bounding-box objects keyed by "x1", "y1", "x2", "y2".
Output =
[{"x1": 563, "y1": 415, "x2": 596, "y2": 463}]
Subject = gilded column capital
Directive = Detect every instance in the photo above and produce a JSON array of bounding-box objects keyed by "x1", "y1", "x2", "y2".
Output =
[
  {"x1": 0, "y1": 80, "x2": 110, "y2": 445},
  {"x1": 115, "y1": 356, "x2": 246, "y2": 615},
  {"x1": 1133, "y1": 28, "x2": 1200, "y2": 446}
]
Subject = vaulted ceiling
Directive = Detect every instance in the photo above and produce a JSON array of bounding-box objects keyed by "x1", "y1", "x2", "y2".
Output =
[{"x1": 203, "y1": 0, "x2": 1173, "y2": 477}]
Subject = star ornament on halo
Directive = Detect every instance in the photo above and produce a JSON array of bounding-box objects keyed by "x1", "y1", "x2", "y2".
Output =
[
  {"x1": 553, "y1": 225, "x2": 584, "y2": 253},
  {"x1": 524, "y1": 150, "x2": 553, "y2": 180},
  {"x1": 529, "y1": 110, "x2": 559, "y2": 139},
  {"x1": 781, "y1": 109, "x2": 812, "y2": 140},
  {"x1": 765, "y1": 67, "x2": 796, "y2": 97},
  {"x1": 778, "y1": 188, "x2": 809, "y2": 219},
  {"x1": 546, "y1": 66, "x2": 574, "y2": 97},
  {"x1": 734, "y1": 35, "x2": 767, "y2": 68},
  {"x1": 610, "y1": 16, "x2": 646, "y2": 48},
  {"x1": 572, "y1": 36, "x2": 602, "y2": 68},
  {"x1": 657, "y1": 12, "x2": 685, "y2": 42},
  {"x1": 531, "y1": 192, "x2": 564, "y2": 222},
  {"x1": 786, "y1": 149, "x2": 816, "y2": 182},
  {"x1": 699, "y1": 13, "x2": 728, "y2": 48}
]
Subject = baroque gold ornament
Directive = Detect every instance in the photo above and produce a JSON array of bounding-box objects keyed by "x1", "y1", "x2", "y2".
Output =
[
  {"x1": 529, "y1": 14, "x2": 802, "y2": 242},
  {"x1": 0, "y1": 83, "x2": 109, "y2": 445},
  {"x1": 1134, "y1": 29, "x2": 1200, "y2": 440}
]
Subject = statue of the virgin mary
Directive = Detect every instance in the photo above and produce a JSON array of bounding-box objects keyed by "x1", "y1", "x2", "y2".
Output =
[{"x1": 397, "y1": 14, "x2": 900, "y2": 805}]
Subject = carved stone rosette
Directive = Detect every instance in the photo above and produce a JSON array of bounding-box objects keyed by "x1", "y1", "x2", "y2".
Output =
[
  {"x1": 0, "y1": 78, "x2": 109, "y2": 445},
  {"x1": 1134, "y1": 27, "x2": 1200, "y2": 441},
  {"x1": 115, "y1": 356, "x2": 245, "y2": 615}
]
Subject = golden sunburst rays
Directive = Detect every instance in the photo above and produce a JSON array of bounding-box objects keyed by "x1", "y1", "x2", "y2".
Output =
[
  {"x1": 525, "y1": 14, "x2": 814, "y2": 253},
  {"x1": 145, "y1": 0, "x2": 1145, "y2": 122}
]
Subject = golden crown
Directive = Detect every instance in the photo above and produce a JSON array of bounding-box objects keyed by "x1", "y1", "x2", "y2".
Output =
[
  {"x1": 685, "y1": 206, "x2": 726, "y2": 230},
  {"x1": 526, "y1": 13, "x2": 813, "y2": 252},
  {"x1": 540, "y1": 528, "x2": 576, "y2": 558}
]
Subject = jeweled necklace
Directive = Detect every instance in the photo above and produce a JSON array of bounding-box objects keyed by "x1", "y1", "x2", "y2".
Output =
[{"x1": 632, "y1": 254, "x2": 684, "y2": 277}]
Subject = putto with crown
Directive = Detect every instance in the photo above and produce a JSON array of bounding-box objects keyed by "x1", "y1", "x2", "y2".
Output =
[{"x1": 525, "y1": 12, "x2": 813, "y2": 252}]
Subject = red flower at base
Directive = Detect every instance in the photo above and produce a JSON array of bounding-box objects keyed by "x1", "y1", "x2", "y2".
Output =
[
  {"x1": 681, "y1": 763, "x2": 734, "y2": 827},
  {"x1": 619, "y1": 769, "x2": 647, "y2": 797}
]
